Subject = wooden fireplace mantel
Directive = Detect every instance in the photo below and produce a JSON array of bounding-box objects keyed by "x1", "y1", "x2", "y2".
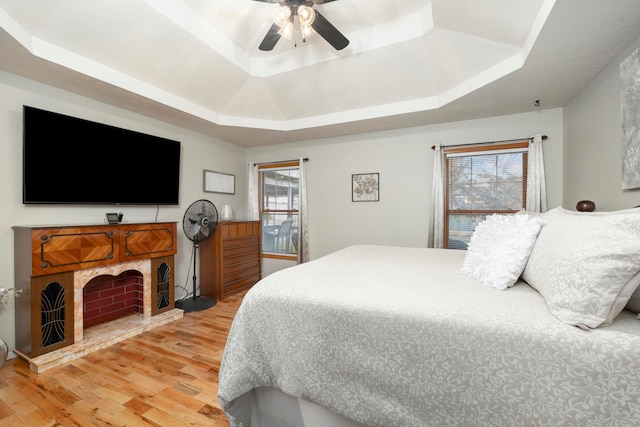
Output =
[
  {"x1": 18, "y1": 222, "x2": 178, "y2": 277},
  {"x1": 13, "y1": 222, "x2": 182, "y2": 372}
]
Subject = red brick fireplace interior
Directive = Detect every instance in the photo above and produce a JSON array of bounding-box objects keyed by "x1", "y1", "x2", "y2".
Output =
[{"x1": 82, "y1": 271, "x2": 144, "y2": 329}]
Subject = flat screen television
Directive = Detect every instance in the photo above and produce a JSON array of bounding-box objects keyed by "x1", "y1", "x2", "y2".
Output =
[{"x1": 23, "y1": 106, "x2": 181, "y2": 205}]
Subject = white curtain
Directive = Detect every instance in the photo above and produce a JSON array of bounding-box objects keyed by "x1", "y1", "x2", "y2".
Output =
[
  {"x1": 526, "y1": 134, "x2": 548, "y2": 213},
  {"x1": 247, "y1": 162, "x2": 259, "y2": 221},
  {"x1": 297, "y1": 157, "x2": 309, "y2": 264},
  {"x1": 428, "y1": 144, "x2": 445, "y2": 248}
]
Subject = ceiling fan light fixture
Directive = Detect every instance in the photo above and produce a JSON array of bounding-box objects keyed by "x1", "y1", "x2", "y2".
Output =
[
  {"x1": 297, "y1": 5, "x2": 315, "y2": 26},
  {"x1": 272, "y1": 5, "x2": 291, "y2": 27},
  {"x1": 300, "y1": 22, "x2": 314, "y2": 39},
  {"x1": 297, "y1": 5, "x2": 315, "y2": 39},
  {"x1": 278, "y1": 18, "x2": 294, "y2": 40}
]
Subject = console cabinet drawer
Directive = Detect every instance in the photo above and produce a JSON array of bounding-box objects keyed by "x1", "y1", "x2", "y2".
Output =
[
  {"x1": 30, "y1": 227, "x2": 119, "y2": 276},
  {"x1": 121, "y1": 224, "x2": 177, "y2": 261}
]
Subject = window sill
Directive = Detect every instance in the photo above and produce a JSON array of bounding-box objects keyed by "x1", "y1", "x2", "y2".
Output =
[{"x1": 263, "y1": 252, "x2": 297, "y2": 261}]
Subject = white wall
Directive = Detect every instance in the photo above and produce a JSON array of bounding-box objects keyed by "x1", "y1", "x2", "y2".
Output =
[
  {"x1": 0, "y1": 71, "x2": 248, "y2": 357},
  {"x1": 248, "y1": 108, "x2": 564, "y2": 273},
  {"x1": 564, "y1": 33, "x2": 640, "y2": 210}
]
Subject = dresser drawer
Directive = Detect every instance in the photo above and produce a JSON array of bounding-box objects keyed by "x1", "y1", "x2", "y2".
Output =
[
  {"x1": 220, "y1": 222, "x2": 261, "y2": 240},
  {"x1": 224, "y1": 241, "x2": 260, "y2": 257},
  {"x1": 223, "y1": 264, "x2": 261, "y2": 284},
  {"x1": 223, "y1": 258, "x2": 260, "y2": 275},
  {"x1": 223, "y1": 274, "x2": 261, "y2": 295},
  {"x1": 224, "y1": 250, "x2": 261, "y2": 267},
  {"x1": 223, "y1": 236, "x2": 260, "y2": 250}
]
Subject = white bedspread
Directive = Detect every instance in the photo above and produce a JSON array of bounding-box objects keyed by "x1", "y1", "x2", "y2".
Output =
[{"x1": 218, "y1": 245, "x2": 640, "y2": 426}]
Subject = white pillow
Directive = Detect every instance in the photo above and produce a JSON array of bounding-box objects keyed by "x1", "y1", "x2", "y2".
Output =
[
  {"x1": 460, "y1": 212, "x2": 544, "y2": 290},
  {"x1": 522, "y1": 207, "x2": 640, "y2": 329}
]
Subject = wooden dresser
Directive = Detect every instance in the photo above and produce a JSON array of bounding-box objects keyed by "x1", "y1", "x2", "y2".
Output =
[{"x1": 199, "y1": 220, "x2": 262, "y2": 301}]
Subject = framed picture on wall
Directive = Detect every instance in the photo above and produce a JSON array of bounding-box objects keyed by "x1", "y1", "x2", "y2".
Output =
[
  {"x1": 203, "y1": 170, "x2": 235, "y2": 194},
  {"x1": 352, "y1": 173, "x2": 379, "y2": 202}
]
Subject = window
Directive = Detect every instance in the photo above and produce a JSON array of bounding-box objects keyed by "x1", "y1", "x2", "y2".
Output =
[
  {"x1": 445, "y1": 142, "x2": 528, "y2": 249},
  {"x1": 260, "y1": 162, "x2": 300, "y2": 259}
]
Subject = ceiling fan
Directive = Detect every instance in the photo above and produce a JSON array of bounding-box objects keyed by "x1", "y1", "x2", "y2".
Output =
[{"x1": 252, "y1": 0, "x2": 349, "y2": 51}]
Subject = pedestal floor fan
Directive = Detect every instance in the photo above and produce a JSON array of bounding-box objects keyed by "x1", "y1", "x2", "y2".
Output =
[{"x1": 176, "y1": 199, "x2": 219, "y2": 312}]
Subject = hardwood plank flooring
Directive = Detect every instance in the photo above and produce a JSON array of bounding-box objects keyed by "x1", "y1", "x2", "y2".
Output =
[{"x1": 0, "y1": 292, "x2": 246, "y2": 426}]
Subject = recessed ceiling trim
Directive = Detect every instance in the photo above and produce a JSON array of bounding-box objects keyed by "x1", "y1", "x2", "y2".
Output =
[
  {"x1": 437, "y1": 52, "x2": 525, "y2": 107},
  {"x1": 521, "y1": 0, "x2": 556, "y2": 59},
  {"x1": 14, "y1": 32, "x2": 532, "y2": 133},
  {"x1": 139, "y1": 0, "x2": 254, "y2": 74},
  {"x1": 24, "y1": 35, "x2": 228, "y2": 127},
  {"x1": 0, "y1": 6, "x2": 31, "y2": 50},
  {"x1": 220, "y1": 53, "x2": 529, "y2": 132},
  {"x1": 141, "y1": 0, "x2": 436, "y2": 78}
]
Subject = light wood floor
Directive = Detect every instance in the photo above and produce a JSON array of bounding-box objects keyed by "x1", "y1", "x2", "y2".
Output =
[{"x1": 0, "y1": 292, "x2": 245, "y2": 427}]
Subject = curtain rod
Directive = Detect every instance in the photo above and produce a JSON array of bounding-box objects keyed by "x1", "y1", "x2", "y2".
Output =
[
  {"x1": 252, "y1": 158, "x2": 309, "y2": 166},
  {"x1": 430, "y1": 135, "x2": 547, "y2": 150}
]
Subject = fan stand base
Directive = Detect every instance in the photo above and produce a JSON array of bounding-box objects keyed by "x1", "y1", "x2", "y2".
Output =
[{"x1": 176, "y1": 296, "x2": 217, "y2": 312}]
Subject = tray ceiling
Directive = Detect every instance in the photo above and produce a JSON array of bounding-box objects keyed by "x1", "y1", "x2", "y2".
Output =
[{"x1": 1, "y1": 0, "x2": 640, "y2": 146}]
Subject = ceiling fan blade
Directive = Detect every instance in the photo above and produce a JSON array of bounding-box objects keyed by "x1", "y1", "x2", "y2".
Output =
[
  {"x1": 259, "y1": 22, "x2": 282, "y2": 51},
  {"x1": 311, "y1": 10, "x2": 349, "y2": 50},
  {"x1": 311, "y1": 0, "x2": 339, "y2": 4}
]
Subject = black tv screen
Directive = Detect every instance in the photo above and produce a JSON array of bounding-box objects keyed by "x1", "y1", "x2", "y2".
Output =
[{"x1": 23, "y1": 106, "x2": 181, "y2": 205}]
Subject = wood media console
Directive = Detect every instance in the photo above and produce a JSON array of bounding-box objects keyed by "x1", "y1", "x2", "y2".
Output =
[{"x1": 12, "y1": 222, "x2": 183, "y2": 373}]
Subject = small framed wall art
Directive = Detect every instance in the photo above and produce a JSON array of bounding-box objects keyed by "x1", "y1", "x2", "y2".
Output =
[
  {"x1": 203, "y1": 170, "x2": 235, "y2": 194},
  {"x1": 352, "y1": 173, "x2": 379, "y2": 202}
]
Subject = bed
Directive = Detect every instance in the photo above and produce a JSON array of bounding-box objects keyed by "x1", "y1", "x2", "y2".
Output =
[{"x1": 217, "y1": 207, "x2": 640, "y2": 427}]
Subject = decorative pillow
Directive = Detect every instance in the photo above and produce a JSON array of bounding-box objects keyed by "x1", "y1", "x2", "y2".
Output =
[
  {"x1": 522, "y1": 207, "x2": 640, "y2": 329},
  {"x1": 460, "y1": 212, "x2": 544, "y2": 290}
]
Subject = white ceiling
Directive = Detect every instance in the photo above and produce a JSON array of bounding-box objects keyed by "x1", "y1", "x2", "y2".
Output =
[{"x1": 1, "y1": 0, "x2": 640, "y2": 147}]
